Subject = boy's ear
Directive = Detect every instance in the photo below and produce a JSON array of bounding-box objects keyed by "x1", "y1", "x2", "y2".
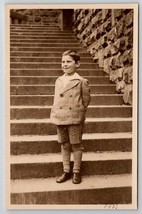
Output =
[{"x1": 75, "y1": 61, "x2": 80, "y2": 68}]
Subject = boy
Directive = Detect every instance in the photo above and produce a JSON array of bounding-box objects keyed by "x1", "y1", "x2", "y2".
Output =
[{"x1": 50, "y1": 50, "x2": 91, "y2": 184}]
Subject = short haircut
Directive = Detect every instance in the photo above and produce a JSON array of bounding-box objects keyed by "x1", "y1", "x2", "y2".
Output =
[{"x1": 62, "y1": 50, "x2": 80, "y2": 63}]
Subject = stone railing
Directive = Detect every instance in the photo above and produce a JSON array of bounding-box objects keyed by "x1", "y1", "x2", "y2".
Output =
[
  {"x1": 10, "y1": 9, "x2": 61, "y2": 26},
  {"x1": 10, "y1": 9, "x2": 28, "y2": 24},
  {"x1": 73, "y1": 9, "x2": 133, "y2": 105}
]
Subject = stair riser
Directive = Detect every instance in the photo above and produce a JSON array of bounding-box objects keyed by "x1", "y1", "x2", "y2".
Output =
[
  {"x1": 10, "y1": 77, "x2": 109, "y2": 85},
  {"x1": 10, "y1": 57, "x2": 93, "y2": 63},
  {"x1": 10, "y1": 43, "x2": 81, "y2": 48},
  {"x1": 10, "y1": 47, "x2": 86, "y2": 52},
  {"x1": 11, "y1": 27, "x2": 60, "y2": 30},
  {"x1": 11, "y1": 39, "x2": 79, "y2": 43},
  {"x1": 11, "y1": 159, "x2": 132, "y2": 179},
  {"x1": 10, "y1": 63, "x2": 100, "y2": 69},
  {"x1": 10, "y1": 52, "x2": 91, "y2": 58},
  {"x1": 10, "y1": 24, "x2": 60, "y2": 27},
  {"x1": 11, "y1": 96, "x2": 124, "y2": 106},
  {"x1": 11, "y1": 187, "x2": 132, "y2": 204},
  {"x1": 11, "y1": 85, "x2": 116, "y2": 95},
  {"x1": 10, "y1": 32, "x2": 75, "y2": 36},
  {"x1": 10, "y1": 121, "x2": 132, "y2": 136},
  {"x1": 10, "y1": 107, "x2": 132, "y2": 119},
  {"x1": 10, "y1": 26, "x2": 60, "y2": 29},
  {"x1": 10, "y1": 63, "x2": 99, "y2": 70},
  {"x1": 10, "y1": 36, "x2": 76, "y2": 39},
  {"x1": 10, "y1": 30, "x2": 71, "y2": 33},
  {"x1": 11, "y1": 138, "x2": 132, "y2": 155},
  {"x1": 10, "y1": 69, "x2": 105, "y2": 77},
  {"x1": 10, "y1": 24, "x2": 59, "y2": 27}
]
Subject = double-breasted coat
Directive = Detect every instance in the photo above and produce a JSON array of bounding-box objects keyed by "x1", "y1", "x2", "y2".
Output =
[{"x1": 50, "y1": 72, "x2": 91, "y2": 125}]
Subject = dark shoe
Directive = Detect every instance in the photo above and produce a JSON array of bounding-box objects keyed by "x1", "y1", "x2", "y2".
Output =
[
  {"x1": 72, "y1": 172, "x2": 81, "y2": 184},
  {"x1": 56, "y1": 172, "x2": 71, "y2": 183}
]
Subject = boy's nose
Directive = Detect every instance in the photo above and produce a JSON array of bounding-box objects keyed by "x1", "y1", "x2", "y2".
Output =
[{"x1": 63, "y1": 63, "x2": 68, "y2": 67}]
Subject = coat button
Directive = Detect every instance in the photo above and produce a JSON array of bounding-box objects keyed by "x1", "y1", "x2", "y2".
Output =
[
  {"x1": 69, "y1": 107, "x2": 72, "y2": 110},
  {"x1": 70, "y1": 95, "x2": 72, "y2": 97},
  {"x1": 60, "y1": 94, "x2": 63, "y2": 97},
  {"x1": 60, "y1": 107, "x2": 62, "y2": 109}
]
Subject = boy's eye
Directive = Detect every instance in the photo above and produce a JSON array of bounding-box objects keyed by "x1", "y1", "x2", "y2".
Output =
[{"x1": 62, "y1": 61, "x2": 72, "y2": 63}]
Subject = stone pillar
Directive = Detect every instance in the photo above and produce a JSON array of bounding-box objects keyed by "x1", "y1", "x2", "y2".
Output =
[
  {"x1": 13, "y1": 18, "x2": 19, "y2": 24},
  {"x1": 62, "y1": 9, "x2": 74, "y2": 30}
]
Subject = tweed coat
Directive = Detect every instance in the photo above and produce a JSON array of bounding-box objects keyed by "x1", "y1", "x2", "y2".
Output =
[{"x1": 50, "y1": 72, "x2": 91, "y2": 125}]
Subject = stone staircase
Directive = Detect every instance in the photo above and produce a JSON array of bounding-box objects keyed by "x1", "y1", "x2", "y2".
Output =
[{"x1": 10, "y1": 23, "x2": 132, "y2": 205}]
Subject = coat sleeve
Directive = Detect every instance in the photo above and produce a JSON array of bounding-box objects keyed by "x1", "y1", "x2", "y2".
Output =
[
  {"x1": 81, "y1": 78, "x2": 91, "y2": 108},
  {"x1": 52, "y1": 79, "x2": 59, "y2": 105}
]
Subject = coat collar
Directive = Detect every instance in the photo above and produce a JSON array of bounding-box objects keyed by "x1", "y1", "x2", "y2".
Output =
[
  {"x1": 58, "y1": 72, "x2": 83, "y2": 93},
  {"x1": 58, "y1": 72, "x2": 82, "y2": 81}
]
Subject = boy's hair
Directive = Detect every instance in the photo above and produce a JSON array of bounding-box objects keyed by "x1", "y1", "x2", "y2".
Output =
[{"x1": 62, "y1": 50, "x2": 80, "y2": 63}]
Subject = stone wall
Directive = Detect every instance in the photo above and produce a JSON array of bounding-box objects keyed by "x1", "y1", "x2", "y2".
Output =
[{"x1": 73, "y1": 9, "x2": 133, "y2": 104}]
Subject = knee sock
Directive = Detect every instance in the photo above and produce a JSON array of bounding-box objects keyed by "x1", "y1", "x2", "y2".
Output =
[
  {"x1": 61, "y1": 142, "x2": 71, "y2": 173},
  {"x1": 72, "y1": 150, "x2": 83, "y2": 173}
]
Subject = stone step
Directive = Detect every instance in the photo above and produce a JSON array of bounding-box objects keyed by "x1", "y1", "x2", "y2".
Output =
[
  {"x1": 10, "y1": 35, "x2": 77, "y2": 39},
  {"x1": 10, "y1": 38, "x2": 79, "y2": 43},
  {"x1": 10, "y1": 133, "x2": 132, "y2": 155},
  {"x1": 10, "y1": 151, "x2": 132, "y2": 179},
  {"x1": 10, "y1": 25, "x2": 64, "y2": 30},
  {"x1": 10, "y1": 24, "x2": 59, "y2": 28},
  {"x1": 10, "y1": 52, "x2": 91, "y2": 58},
  {"x1": 10, "y1": 76, "x2": 109, "y2": 85},
  {"x1": 10, "y1": 28, "x2": 61, "y2": 32},
  {"x1": 10, "y1": 29, "x2": 72, "y2": 33},
  {"x1": 10, "y1": 57, "x2": 93, "y2": 63},
  {"x1": 10, "y1": 42, "x2": 82, "y2": 48},
  {"x1": 10, "y1": 62, "x2": 100, "y2": 69},
  {"x1": 11, "y1": 31, "x2": 67, "y2": 35},
  {"x1": 10, "y1": 118, "x2": 132, "y2": 135},
  {"x1": 10, "y1": 105, "x2": 132, "y2": 120},
  {"x1": 10, "y1": 94, "x2": 124, "y2": 106},
  {"x1": 10, "y1": 69, "x2": 105, "y2": 76},
  {"x1": 10, "y1": 26, "x2": 61, "y2": 30},
  {"x1": 11, "y1": 84, "x2": 117, "y2": 95},
  {"x1": 10, "y1": 31, "x2": 74, "y2": 36},
  {"x1": 10, "y1": 47, "x2": 89, "y2": 52},
  {"x1": 10, "y1": 174, "x2": 132, "y2": 204}
]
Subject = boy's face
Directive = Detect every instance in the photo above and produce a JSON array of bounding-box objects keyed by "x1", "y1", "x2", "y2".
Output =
[{"x1": 61, "y1": 55, "x2": 80, "y2": 75}]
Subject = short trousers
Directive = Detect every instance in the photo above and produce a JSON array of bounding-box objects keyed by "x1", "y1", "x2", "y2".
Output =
[{"x1": 57, "y1": 124, "x2": 84, "y2": 144}]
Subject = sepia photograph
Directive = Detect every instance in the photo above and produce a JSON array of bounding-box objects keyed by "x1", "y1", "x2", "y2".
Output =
[{"x1": 5, "y1": 4, "x2": 138, "y2": 209}]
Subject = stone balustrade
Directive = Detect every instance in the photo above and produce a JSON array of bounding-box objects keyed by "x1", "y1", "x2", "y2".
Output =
[
  {"x1": 10, "y1": 9, "x2": 28, "y2": 24},
  {"x1": 10, "y1": 9, "x2": 61, "y2": 26}
]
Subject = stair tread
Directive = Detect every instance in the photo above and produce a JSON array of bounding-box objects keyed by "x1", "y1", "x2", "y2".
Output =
[
  {"x1": 11, "y1": 84, "x2": 115, "y2": 86},
  {"x1": 11, "y1": 75, "x2": 107, "y2": 77},
  {"x1": 10, "y1": 132, "x2": 132, "y2": 142},
  {"x1": 11, "y1": 42, "x2": 80, "y2": 44},
  {"x1": 11, "y1": 151, "x2": 132, "y2": 164},
  {"x1": 10, "y1": 94, "x2": 123, "y2": 97},
  {"x1": 10, "y1": 57, "x2": 90, "y2": 59},
  {"x1": 10, "y1": 61, "x2": 98, "y2": 65},
  {"x1": 10, "y1": 105, "x2": 131, "y2": 108},
  {"x1": 11, "y1": 173, "x2": 132, "y2": 193},
  {"x1": 10, "y1": 117, "x2": 132, "y2": 123},
  {"x1": 10, "y1": 52, "x2": 91, "y2": 54}
]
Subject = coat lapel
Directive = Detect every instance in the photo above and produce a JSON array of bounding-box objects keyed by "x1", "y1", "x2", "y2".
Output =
[
  {"x1": 61, "y1": 80, "x2": 80, "y2": 93},
  {"x1": 59, "y1": 73, "x2": 82, "y2": 93}
]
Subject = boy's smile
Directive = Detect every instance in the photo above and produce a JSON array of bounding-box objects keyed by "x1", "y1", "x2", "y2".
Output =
[{"x1": 61, "y1": 55, "x2": 80, "y2": 75}]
